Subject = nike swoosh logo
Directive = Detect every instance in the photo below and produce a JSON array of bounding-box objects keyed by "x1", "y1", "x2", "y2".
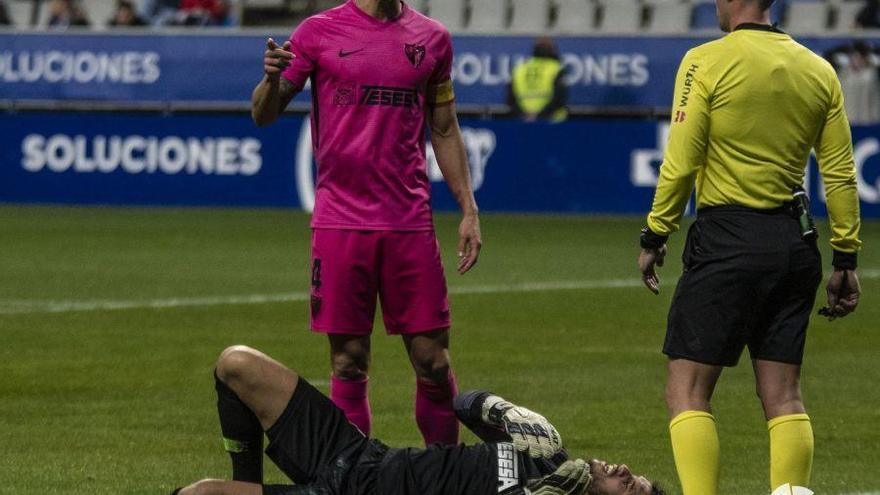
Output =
[{"x1": 338, "y1": 48, "x2": 365, "y2": 58}]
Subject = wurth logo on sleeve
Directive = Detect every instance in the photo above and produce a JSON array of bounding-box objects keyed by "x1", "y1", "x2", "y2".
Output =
[
  {"x1": 497, "y1": 443, "x2": 520, "y2": 493},
  {"x1": 678, "y1": 64, "x2": 699, "y2": 108}
]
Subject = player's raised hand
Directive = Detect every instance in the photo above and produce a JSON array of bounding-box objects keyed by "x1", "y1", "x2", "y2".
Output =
[
  {"x1": 264, "y1": 38, "x2": 294, "y2": 79},
  {"x1": 638, "y1": 245, "x2": 667, "y2": 295},
  {"x1": 481, "y1": 394, "x2": 563, "y2": 458},
  {"x1": 825, "y1": 269, "x2": 861, "y2": 319},
  {"x1": 503, "y1": 406, "x2": 563, "y2": 459},
  {"x1": 457, "y1": 213, "x2": 482, "y2": 274},
  {"x1": 526, "y1": 459, "x2": 593, "y2": 495}
]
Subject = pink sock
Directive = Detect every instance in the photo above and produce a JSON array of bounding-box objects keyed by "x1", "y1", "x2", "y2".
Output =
[
  {"x1": 330, "y1": 375, "x2": 372, "y2": 436},
  {"x1": 415, "y1": 370, "x2": 460, "y2": 446}
]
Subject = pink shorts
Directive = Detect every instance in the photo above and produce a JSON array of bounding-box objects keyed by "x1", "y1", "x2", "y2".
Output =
[{"x1": 309, "y1": 229, "x2": 451, "y2": 335}]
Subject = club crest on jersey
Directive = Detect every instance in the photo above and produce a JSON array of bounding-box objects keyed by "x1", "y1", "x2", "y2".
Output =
[{"x1": 405, "y1": 43, "x2": 426, "y2": 68}]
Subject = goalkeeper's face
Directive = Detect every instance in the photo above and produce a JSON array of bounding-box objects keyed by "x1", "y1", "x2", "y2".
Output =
[{"x1": 587, "y1": 459, "x2": 653, "y2": 495}]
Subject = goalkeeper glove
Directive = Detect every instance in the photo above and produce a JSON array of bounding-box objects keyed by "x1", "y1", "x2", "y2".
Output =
[
  {"x1": 526, "y1": 459, "x2": 592, "y2": 495},
  {"x1": 483, "y1": 394, "x2": 563, "y2": 458}
]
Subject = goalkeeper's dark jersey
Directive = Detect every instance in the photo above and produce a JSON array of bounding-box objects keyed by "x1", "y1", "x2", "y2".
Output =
[
  {"x1": 263, "y1": 380, "x2": 562, "y2": 495},
  {"x1": 350, "y1": 439, "x2": 560, "y2": 495}
]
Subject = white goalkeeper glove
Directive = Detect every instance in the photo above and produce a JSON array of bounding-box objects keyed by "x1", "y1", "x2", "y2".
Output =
[
  {"x1": 482, "y1": 394, "x2": 563, "y2": 458},
  {"x1": 526, "y1": 459, "x2": 593, "y2": 495}
]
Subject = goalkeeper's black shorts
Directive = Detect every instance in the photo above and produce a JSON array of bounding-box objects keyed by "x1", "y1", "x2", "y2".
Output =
[
  {"x1": 663, "y1": 205, "x2": 822, "y2": 367},
  {"x1": 265, "y1": 378, "x2": 385, "y2": 491}
]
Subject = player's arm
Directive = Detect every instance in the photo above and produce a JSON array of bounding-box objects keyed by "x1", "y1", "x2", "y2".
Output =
[
  {"x1": 454, "y1": 390, "x2": 563, "y2": 459},
  {"x1": 639, "y1": 49, "x2": 710, "y2": 294},
  {"x1": 427, "y1": 98, "x2": 482, "y2": 275},
  {"x1": 252, "y1": 38, "x2": 300, "y2": 127},
  {"x1": 815, "y1": 71, "x2": 862, "y2": 318}
]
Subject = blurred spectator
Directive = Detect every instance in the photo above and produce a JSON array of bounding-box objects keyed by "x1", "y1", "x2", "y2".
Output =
[
  {"x1": 175, "y1": 0, "x2": 228, "y2": 26},
  {"x1": 109, "y1": 0, "x2": 149, "y2": 27},
  {"x1": 48, "y1": 0, "x2": 90, "y2": 29},
  {"x1": 856, "y1": 0, "x2": 880, "y2": 28},
  {"x1": 507, "y1": 37, "x2": 568, "y2": 123},
  {"x1": 0, "y1": 1, "x2": 11, "y2": 26},
  {"x1": 825, "y1": 41, "x2": 880, "y2": 124}
]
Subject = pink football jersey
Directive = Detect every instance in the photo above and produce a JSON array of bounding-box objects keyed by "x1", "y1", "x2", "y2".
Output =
[{"x1": 282, "y1": 0, "x2": 456, "y2": 231}]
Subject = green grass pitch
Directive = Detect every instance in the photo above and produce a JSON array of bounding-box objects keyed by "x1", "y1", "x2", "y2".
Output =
[{"x1": 0, "y1": 206, "x2": 877, "y2": 494}]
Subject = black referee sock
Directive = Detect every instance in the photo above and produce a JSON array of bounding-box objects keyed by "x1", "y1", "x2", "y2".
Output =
[{"x1": 215, "y1": 371, "x2": 264, "y2": 483}]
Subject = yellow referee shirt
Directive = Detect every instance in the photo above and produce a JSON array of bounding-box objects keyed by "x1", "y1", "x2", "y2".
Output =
[{"x1": 647, "y1": 24, "x2": 862, "y2": 255}]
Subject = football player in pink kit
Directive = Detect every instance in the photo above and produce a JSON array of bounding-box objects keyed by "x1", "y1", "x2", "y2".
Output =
[{"x1": 251, "y1": 0, "x2": 481, "y2": 447}]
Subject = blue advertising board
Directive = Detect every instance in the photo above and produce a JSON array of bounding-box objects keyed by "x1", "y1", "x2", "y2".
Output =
[
  {"x1": 3, "y1": 112, "x2": 880, "y2": 219},
  {"x1": 0, "y1": 31, "x2": 871, "y2": 108}
]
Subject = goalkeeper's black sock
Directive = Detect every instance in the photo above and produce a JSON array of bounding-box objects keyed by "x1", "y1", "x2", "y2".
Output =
[
  {"x1": 169, "y1": 489, "x2": 182, "y2": 495},
  {"x1": 216, "y1": 370, "x2": 264, "y2": 483}
]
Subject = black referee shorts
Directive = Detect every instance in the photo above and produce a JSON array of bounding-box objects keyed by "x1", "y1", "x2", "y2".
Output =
[
  {"x1": 663, "y1": 205, "x2": 823, "y2": 367},
  {"x1": 265, "y1": 378, "x2": 380, "y2": 488}
]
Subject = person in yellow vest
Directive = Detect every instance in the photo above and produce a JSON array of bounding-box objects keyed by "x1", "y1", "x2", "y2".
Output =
[{"x1": 508, "y1": 37, "x2": 568, "y2": 122}]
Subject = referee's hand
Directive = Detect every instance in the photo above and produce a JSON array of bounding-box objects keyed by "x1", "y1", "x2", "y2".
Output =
[
  {"x1": 826, "y1": 269, "x2": 861, "y2": 319},
  {"x1": 638, "y1": 246, "x2": 667, "y2": 295},
  {"x1": 264, "y1": 38, "x2": 294, "y2": 79}
]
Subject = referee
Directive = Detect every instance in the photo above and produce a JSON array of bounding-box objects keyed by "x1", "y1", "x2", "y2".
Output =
[{"x1": 638, "y1": 0, "x2": 862, "y2": 493}]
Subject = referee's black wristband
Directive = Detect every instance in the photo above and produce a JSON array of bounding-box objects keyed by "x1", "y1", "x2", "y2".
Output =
[
  {"x1": 832, "y1": 250, "x2": 858, "y2": 270},
  {"x1": 640, "y1": 227, "x2": 668, "y2": 250}
]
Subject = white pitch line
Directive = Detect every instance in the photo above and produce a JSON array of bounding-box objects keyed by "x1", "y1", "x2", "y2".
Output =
[
  {"x1": 1, "y1": 269, "x2": 877, "y2": 316},
  {"x1": 0, "y1": 278, "x2": 644, "y2": 316}
]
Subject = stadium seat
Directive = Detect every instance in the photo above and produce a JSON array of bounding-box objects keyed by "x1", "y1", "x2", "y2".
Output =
[
  {"x1": 645, "y1": 0, "x2": 691, "y2": 34},
  {"x1": 427, "y1": 0, "x2": 466, "y2": 32},
  {"x1": 832, "y1": 0, "x2": 863, "y2": 31},
  {"x1": 552, "y1": 0, "x2": 596, "y2": 34},
  {"x1": 785, "y1": 0, "x2": 830, "y2": 33},
  {"x1": 691, "y1": 1, "x2": 719, "y2": 31},
  {"x1": 35, "y1": 0, "x2": 51, "y2": 28},
  {"x1": 509, "y1": 0, "x2": 550, "y2": 34},
  {"x1": 597, "y1": 0, "x2": 642, "y2": 33},
  {"x1": 81, "y1": 0, "x2": 118, "y2": 28},
  {"x1": 467, "y1": 0, "x2": 508, "y2": 33},
  {"x1": 6, "y1": 0, "x2": 35, "y2": 28}
]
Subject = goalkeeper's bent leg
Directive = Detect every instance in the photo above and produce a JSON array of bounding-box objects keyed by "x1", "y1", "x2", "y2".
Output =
[
  {"x1": 215, "y1": 371, "x2": 263, "y2": 483},
  {"x1": 670, "y1": 411, "x2": 720, "y2": 495},
  {"x1": 768, "y1": 413, "x2": 813, "y2": 489}
]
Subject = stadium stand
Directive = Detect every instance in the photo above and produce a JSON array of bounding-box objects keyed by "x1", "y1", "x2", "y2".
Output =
[
  {"x1": 598, "y1": 0, "x2": 643, "y2": 33},
  {"x1": 645, "y1": 0, "x2": 692, "y2": 33},
  {"x1": 551, "y1": 0, "x2": 596, "y2": 34},
  {"x1": 6, "y1": 0, "x2": 34, "y2": 27},
  {"x1": 786, "y1": 0, "x2": 831, "y2": 33},
  {"x1": 467, "y1": 0, "x2": 508, "y2": 33},
  {"x1": 81, "y1": 0, "x2": 117, "y2": 28},
  {"x1": 835, "y1": 0, "x2": 865, "y2": 30},
  {"x1": 467, "y1": 0, "x2": 508, "y2": 34},
  {"x1": 0, "y1": 0, "x2": 875, "y2": 34},
  {"x1": 509, "y1": 0, "x2": 549, "y2": 34},
  {"x1": 426, "y1": 0, "x2": 466, "y2": 32}
]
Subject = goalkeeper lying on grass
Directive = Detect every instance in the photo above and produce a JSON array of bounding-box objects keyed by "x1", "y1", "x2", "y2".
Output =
[{"x1": 172, "y1": 346, "x2": 665, "y2": 495}]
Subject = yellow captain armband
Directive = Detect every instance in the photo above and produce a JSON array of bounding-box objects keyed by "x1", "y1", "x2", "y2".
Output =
[{"x1": 427, "y1": 79, "x2": 455, "y2": 106}]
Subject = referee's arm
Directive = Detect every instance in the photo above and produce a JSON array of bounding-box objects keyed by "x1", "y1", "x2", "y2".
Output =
[
  {"x1": 647, "y1": 50, "x2": 710, "y2": 238},
  {"x1": 639, "y1": 50, "x2": 710, "y2": 293},
  {"x1": 815, "y1": 73, "x2": 862, "y2": 269}
]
